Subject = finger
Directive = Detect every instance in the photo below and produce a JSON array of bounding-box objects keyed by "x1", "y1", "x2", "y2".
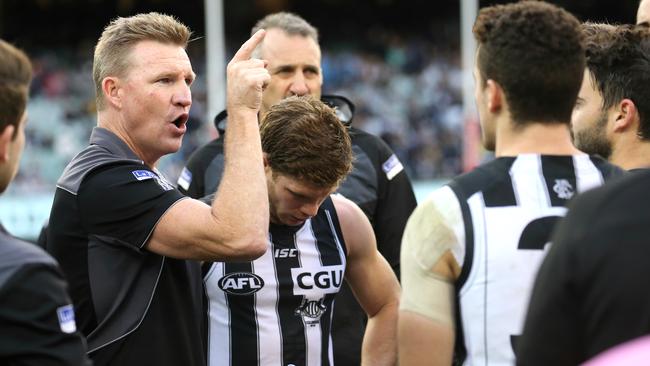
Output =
[
  {"x1": 245, "y1": 71, "x2": 271, "y2": 86},
  {"x1": 231, "y1": 58, "x2": 267, "y2": 70},
  {"x1": 231, "y1": 29, "x2": 266, "y2": 63}
]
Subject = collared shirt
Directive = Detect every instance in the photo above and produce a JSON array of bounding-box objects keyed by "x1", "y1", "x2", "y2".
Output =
[
  {"x1": 47, "y1": 127, "x2": 205, "y2": 366},
  {"x1": 0, "y1": 223, "x2": 91, "y2": 365}
]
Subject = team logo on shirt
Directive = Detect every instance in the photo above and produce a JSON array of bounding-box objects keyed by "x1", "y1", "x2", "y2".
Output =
[
  {"x1": 291, "y1": 265, "x2": 344, "y2": 326},
  {"x1": 294, "y1": 298, "x2": 327, "y2": 325},
  {"x1": 552, "y1": 179, "x2": 574, "y2": 200},
  {"x1": 218, "y1": 272, "x2": 265, "y2": 295},
  {"x1": 56, "y1": 304, "x2": 77, "y2": 334}
]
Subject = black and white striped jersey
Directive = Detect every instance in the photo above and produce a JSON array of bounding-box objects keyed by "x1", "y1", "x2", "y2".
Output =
[
  {"x1": 204, "y1": 197, "x2": 348, "y2": 366},
  {"x1": 412, "y1": 154, "x2": 622, "y2": 365}
]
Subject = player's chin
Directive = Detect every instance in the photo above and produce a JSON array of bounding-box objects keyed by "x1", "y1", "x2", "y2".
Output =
[
  {"x1": 159, "y1": 139, "x2": 183, "y2": 156},
  {"x1": 282, "y1": 215, "x2": 306, "y2": 227}
]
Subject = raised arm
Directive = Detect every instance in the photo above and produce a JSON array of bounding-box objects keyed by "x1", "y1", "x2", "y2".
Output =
[
  {"x1": 148, "y1": 30, "x2": 270, "y2": 261},
  {"x1": 333, "y1": 194, "x2": 400, "y2": 366}
]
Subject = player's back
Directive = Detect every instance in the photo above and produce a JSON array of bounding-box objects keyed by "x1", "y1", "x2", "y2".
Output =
[{"x1": 450, "y1": 154, "x2": 621, "y2": 365}]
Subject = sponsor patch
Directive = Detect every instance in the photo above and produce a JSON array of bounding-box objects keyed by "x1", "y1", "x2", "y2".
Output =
[
  {"x1": 177, "y1": 167, "x2": 192, "y2": 191},
  {"x1": 382, "y1": 154, "x2": 404, "y2": 181},
  {"x1": 291, "y1": 264, "x2": 345, "y2": 297},
  {"x1": 218, "y1": 272, "x2": 265, "y2": 295},
  {"x1": 132, "y1": 169, "x2": 156, "y2": 181},
  {"x1": 56, "y1": 304, "x2": 77, "y2": 334}
]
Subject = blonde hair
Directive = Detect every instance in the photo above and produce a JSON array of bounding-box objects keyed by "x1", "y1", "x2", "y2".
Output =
[{"x1": 93, "y1": 12, "x2": 191, "y2": 110}]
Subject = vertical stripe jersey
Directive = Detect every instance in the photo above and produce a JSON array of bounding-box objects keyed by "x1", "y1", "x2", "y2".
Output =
[{"x1": 204, "y1": 197, "x2": 347, "y2": 366}]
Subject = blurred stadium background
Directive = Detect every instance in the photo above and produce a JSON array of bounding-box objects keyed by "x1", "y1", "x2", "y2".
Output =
[{"x1": 0, "y1": 0, "x2": 640, "y2": 240}]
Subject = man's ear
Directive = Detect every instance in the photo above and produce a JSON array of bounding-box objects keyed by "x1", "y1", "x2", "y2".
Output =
[
  {"x1": 486, "y1": 79, "x2": 503, "y2": 113},
  {"x1": 263, "y1": 153, "x2": 269, "y2": 168},
  {"x1": 613, "y1": 98, "x2": 637, "y2": 133},
  {"x1": 0, "y1": 125, "x2": 15, "y2": 163},
  {"x1": 102, "y1": 76, "x2": 122, "y2": 109}
]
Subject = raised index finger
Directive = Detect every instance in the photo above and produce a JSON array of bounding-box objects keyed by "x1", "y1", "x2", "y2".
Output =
[{"x1": 231, "y1": 29, "x2": 266, "y2": 62}]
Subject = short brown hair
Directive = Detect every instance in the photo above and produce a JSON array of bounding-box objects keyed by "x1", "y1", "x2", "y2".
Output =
[
  {"x1": 261, "y1": 96, "x2": 352, "y2": 188},
  {"x1": 583, "y1": 23, "x2": 650, "y2": 140},
  {"x1": 0, "y1": 39, "x2": 32, "y2": 139},
  {"x1": 93, "y1": 12, "x2": 191, "y2": 110},
  {"x1": 473, "y1": 1, "x2": 585, "y2": 125}
]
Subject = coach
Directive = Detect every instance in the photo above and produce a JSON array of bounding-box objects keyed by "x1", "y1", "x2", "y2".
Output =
[{"x1": 46, "y1": 13, "x2": 270, "y2": 366}]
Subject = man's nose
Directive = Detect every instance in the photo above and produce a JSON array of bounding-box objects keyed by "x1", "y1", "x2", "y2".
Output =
[
  {"x1": 300, "y1": 202, "x2": 319, "y2": 218},
  {"x1": 289, "y1": 73, "x2": 309, "y2": 96},
  {"x1": 173, "y1": 84, "x2": 192, "y2": 107}
]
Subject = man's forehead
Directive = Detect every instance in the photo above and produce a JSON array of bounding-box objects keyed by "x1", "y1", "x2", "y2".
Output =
[
  {"x1": 128, "y1": 41, "x2": 192, "y2": 69},
  {"x1": 260, "y1": 30, "x2": 321, "y2": 60}
]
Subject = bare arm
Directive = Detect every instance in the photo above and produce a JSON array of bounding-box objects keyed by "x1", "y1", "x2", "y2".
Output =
[
  {"x1": 333, "y1": 194, "x2": 401, "y2": 366},
  {"x1": 147, "y1": 30, "x2": 270, "y2": 261},
  {"x1": 398, "y1": 187, "x2": 463, "y2": 366}
]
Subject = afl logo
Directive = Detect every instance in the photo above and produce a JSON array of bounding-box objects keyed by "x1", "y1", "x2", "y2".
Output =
[{"x1": 218, "y1": 272, "x2": 265, "y2": 295}]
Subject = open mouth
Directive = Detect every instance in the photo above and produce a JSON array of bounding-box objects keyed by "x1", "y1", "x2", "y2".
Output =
[{"x1": 172, "y1": 114, "x2": 189, "y2": 128}]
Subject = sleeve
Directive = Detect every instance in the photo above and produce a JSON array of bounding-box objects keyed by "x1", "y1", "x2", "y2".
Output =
[
  {"x1": 177, "y1": 154, "x2": 206, "y2": 198},
  {"x1": 516, "y1": 196, "x2": 593, "y2": 366},
  {"x1": 177, "y1": 138, "x2": 226, "y2": 199},
  {"x1": 0, "y1": 264, "x2": 92, "y2": 365},
  {"x1": 400, "y1": 186, "x2": 465, "y2": 324},
  {"x1": 36, "y1": 221, "x2": 48, "y2": 249},
  {"x1": 78, "y1": 163, "x2": 187, "y2": 249},
  {"x1": 372, "y1": 138, "x2": 418, "y2": 278}
]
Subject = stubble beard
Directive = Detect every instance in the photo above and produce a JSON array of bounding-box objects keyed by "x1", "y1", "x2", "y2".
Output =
[{"x1": 573, "y1": 111, "x2": 612, "y2": 159}]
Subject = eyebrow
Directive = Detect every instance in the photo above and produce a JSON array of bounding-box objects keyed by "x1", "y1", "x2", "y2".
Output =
[
  {"x1": 287, "y1": 188, "x2": 309, "y2": 199},
  {"x1": 272, "y1": 64, "x2": 320, "y2": 73},
  {"x1": 155, "y1": 71, "x2": 196, "y2": 82}
]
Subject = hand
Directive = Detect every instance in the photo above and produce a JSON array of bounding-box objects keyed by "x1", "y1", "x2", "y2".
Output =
[{"x1": 226, "y1": 29, "x2": 270, "y2": 114}]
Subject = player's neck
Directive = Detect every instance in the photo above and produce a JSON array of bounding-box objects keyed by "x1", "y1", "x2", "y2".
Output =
[
  {"x1": 495, "y1": 120, "x2": 581, "y2": 157},
  {"x1": 610, "y1": 138, "x2": 650, "y2": 170}
]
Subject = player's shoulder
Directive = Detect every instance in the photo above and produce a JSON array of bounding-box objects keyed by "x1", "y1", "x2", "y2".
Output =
[
  {"x1": 571, "y1": 168, "x2": 650, "y2": 216},
  {"x1": 450, "y1": 157, "x2": 517, "y2": 199},
  {"x1": 331, "y1": 193, "x2": 366, "y2": 223},
  {"x1": 348, "y1": 126, "x2": 410, "y2": 182},
  {"x1": 584, "y1": 155, "x2": 626, "y2": 181},
  {"x1": 78, "y1": 163, "x2": 177, "y2": 197},
  {"x1": 57, "y1": 143, "x2": 143, "y2": 195},
  {"x1": 0, "y1": 228, "x2": 57, "y2": 276},
  {"x1": 348, "y1": 126, "x2": 391, "y2": 153}
]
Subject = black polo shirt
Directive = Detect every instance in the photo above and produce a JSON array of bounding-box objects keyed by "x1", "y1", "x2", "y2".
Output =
[
  {"x1": 0, "y1": 223, "x2": 91, "y2": 365},
  {"x1": 46, "y1": 127, "x2": 205, "y2": 366},
  {"x1": 518, "y1": 169, "x2": 650, "y2": 365}
]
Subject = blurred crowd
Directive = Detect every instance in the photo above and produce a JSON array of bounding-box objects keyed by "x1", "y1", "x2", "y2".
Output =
[{"x1": 12, "y1": 33, "x2": 463, "y2": 195}]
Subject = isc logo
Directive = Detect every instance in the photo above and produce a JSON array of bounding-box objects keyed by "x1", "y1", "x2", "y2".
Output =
[
  {"x1": 274, "y1": 248, "x2": 297, "y2": 258},
  {"x1": 217, "y1": 272, "x2": 265, "y2": 295}
]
